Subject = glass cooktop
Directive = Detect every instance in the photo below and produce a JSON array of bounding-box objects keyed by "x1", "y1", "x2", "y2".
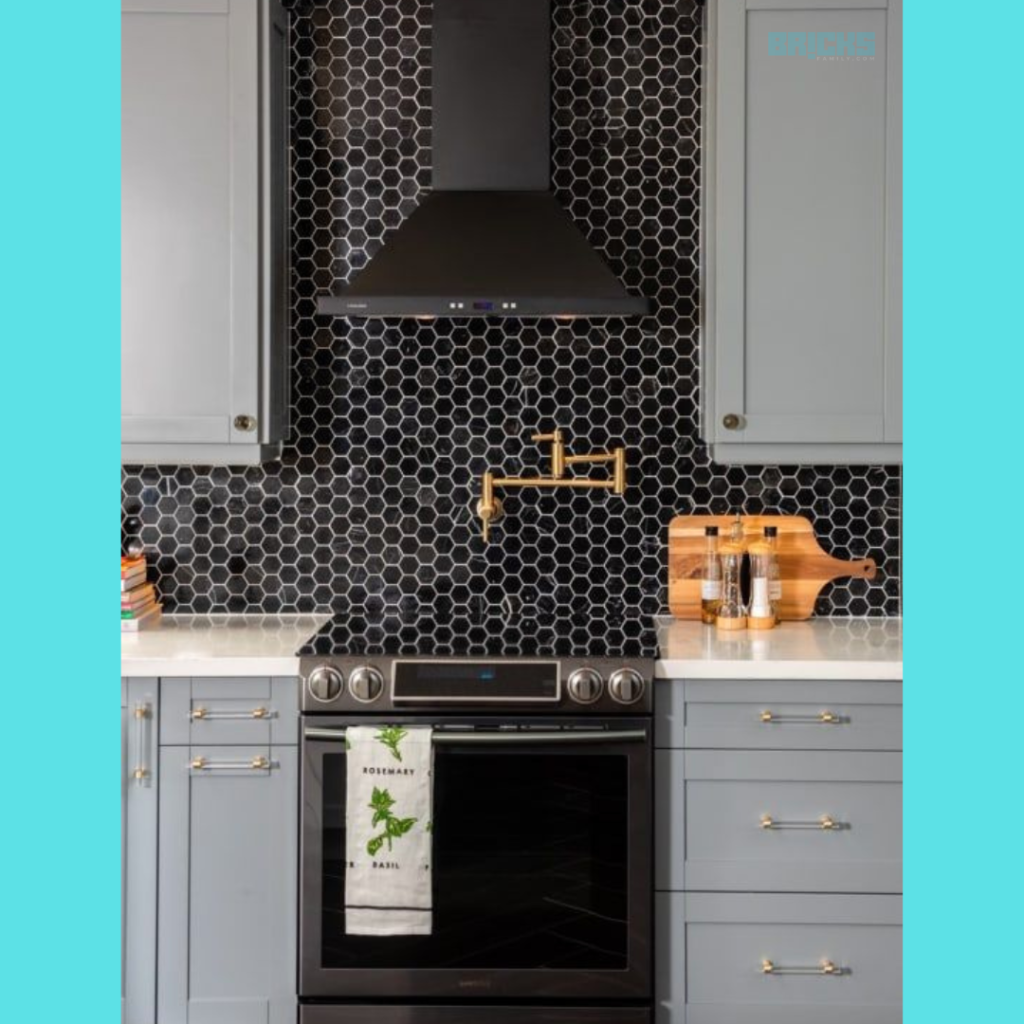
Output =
[{"x1": 297, "y1": 614, "x2": 659, "y2": 659}]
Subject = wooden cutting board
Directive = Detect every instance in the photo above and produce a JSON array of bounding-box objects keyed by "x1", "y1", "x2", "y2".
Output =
[{"x1": 668, "y1": 515, "x2": 877, "y2": 621}]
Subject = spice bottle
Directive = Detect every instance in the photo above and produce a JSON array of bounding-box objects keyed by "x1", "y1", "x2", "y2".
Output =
[
  {"x1": 700, "y1": 525, "x2": 722, "y2": 625},
  {"x1": 728, "y1": 512, "x2": 745, "y2": 545},
  {"x1": 748, "y1": 540, "x2": 776, "y2": 629},
  {"x1": 764, "y1": 525, "x2": 782, "y2": 606},
  {"x1": 715, "y1": 542, "x2": 747, "y2": 630}
]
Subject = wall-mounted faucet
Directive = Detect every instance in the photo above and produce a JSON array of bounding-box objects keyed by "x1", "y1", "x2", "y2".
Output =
[{"x1": 476, "y1": 429, "x2": 627, "y2": 542}]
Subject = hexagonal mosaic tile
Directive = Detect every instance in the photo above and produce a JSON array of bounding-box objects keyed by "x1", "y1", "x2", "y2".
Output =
[{"x1": 121, "y1": 0, "x2": 901, "y2": 629}]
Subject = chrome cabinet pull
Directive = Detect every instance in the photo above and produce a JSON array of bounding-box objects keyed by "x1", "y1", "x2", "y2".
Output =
[
  {"x1": 189, "y1": 755, "x2": 277, "y2": 772},
  {"x1": 304, "y1": 727, "x2": 647, "y2": 746},
  {"x1": 131, "y1": 701, "x2": 153, "y2": 786},
  {"x1": 762, "y1": 958, "x2": 845, "y2": 976},
  {"x1": 760, "y1": 709, "x2": 845, "y2": 725},
  {"x1": 760, "y1": 814, "x2": 845, "y2": 831},
  {"x1": 190, "y1": 706, "x2": 275, "y2": 721}
]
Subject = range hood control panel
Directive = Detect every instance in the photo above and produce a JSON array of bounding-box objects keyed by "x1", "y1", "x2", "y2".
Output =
[{"x1": 448, "y1": 301, "x2": 518, "y2": 312}]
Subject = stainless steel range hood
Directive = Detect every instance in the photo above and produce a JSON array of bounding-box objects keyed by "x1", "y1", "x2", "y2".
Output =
[{"x1": 317, "y1": 0, "x2": 650, "y2": 320}]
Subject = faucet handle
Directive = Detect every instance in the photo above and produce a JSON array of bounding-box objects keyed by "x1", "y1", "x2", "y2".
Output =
[
  {"x1": 531, "y1": 429, "x2": 566, "y2": 478},
  {"x1": 531, "y1": 429, "x2": 564, "y2": 444}
]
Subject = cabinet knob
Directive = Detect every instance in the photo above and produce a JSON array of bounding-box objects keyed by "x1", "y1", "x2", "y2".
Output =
[
  {"x1": 722, "y1": 413, "x2": 742, "y2": 430},
  {"x1": 233, "y1": 414, "x2": 257, "y2": 432}
]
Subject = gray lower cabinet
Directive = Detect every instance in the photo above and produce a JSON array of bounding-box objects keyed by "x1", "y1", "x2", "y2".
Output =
[
  {"x1": 124, "y1": 679, "x2": 159, "y2": 1024},
  {"x1": 160, "y1": 676, "x2": 300, "y2": 746},
  {"x1": 657, "y1": 893, "x2": 902, "y2": 1024},
  {"x1": 657, "y1": 749, "x2": 902, "y2": 894},
  {"x1": 655, "y1": 679, "x2": 903, "y2": 752},
  {"x1": 701, "y1": 0, "x2": 902, "y2": 464},
  {"x1": 121, "y1": 0, "x2": 290, "y2": 465},
  {"x1": 124, "y1": 677, "x2": 299, "y2": 1024},
  {"x1": 654, "y1": 675, "x2": 903, "y2": 1023},
  {"x1": 157, "y1": 742, "x2": 298, "y2": 1024}
]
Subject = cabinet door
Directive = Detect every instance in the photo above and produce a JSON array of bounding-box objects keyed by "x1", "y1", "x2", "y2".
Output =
[
  {"x1": 158, "y1": 745, "x2": 297, "y2": 1024},
  {"x1": 657, "y1": 892, "x2": 902, "y2": 1024},
  {"x1": 704, "y1": 0, "x2": 901, "y2": 464},
  {"x1": 655, "y1": 678, "x2": 903, "y2": 752},
  {"x1": 658, "y1": 750, "x2": 902, "y2": 894},
  {"x1": 124, "y1": 679, "x2": 159, "y2": 1024},
  {"x1": 121, "y1": 0, "x2": 289, "y2": 464}
]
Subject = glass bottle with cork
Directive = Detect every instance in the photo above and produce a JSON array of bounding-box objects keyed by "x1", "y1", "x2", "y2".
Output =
[
  {"x1": 700, "y1": 525, "x2": 722, "y2": 624},
  {"x1": 764, "y1": 525, "x2": 782, "y2": 608},
  {"x1": 715, "y1": 541, "x2": 747, "y2": 630}
]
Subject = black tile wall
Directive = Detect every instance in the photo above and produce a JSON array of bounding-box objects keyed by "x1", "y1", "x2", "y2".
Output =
[{"x1": 121, "y1": 0, "x2": 901, "y2": 630}]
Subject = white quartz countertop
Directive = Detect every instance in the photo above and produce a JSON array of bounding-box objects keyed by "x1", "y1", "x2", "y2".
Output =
[
  {"x1": 654, "y1": 616, "x2": 902, "y2": 680},
  {"x1": 120, "y1": 614, "x2": 330, "y2": 677},
  {"x1": 121, "y1": 613, "x2": 902, "y2": 681}
]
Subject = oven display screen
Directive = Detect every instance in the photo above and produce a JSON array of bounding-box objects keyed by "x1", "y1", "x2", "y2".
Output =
[{"x1": 392, "y1": 660, "x2": 559, "y2": 701}]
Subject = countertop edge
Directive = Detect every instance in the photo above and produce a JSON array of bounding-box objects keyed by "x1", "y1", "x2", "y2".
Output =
[
  {"x1": 655, "y1": 658, "x2": 902, "y2": 681},
  {"x1": 119, "y1": 614, "x2": 329, "y2": 678},
  {"x1": 121, "y1": 656, "x2": 303, "y2": 678}
]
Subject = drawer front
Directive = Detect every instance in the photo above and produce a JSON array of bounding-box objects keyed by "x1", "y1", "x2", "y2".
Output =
[
  {"x1": 657, "y1": 751, "x2": 902, "y2": 893},
  {"x1": 160, "y1": 678, "x2": 298, "y2": 745},
  {"x1": 657, "y1": 892, "x2": 902, "y2": 1024},
  {"x1": 656, "y1": 679, "x2": 902, "y2": 751}
]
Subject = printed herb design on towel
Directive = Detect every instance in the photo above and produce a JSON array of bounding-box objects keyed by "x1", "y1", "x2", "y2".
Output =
[
  {"x1": 375, "y1": 726, "x2": 408, "y2": 762},
  {"x1": 366, "y1": 786, "x2": 418, "y2": 857}
]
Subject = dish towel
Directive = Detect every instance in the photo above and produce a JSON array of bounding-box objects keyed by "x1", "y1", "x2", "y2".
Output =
[{"x1": 345, "y1": 725, "x2": 434, "y2": 935}]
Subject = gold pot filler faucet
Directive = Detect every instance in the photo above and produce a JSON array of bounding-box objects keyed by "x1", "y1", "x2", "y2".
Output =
[{"x1": 476, "y1": 429, "x2": 627, "y2": 542}]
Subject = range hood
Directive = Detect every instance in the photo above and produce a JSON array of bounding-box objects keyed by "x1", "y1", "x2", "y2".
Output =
[{"x1": 317, "y1": 0, "x2": 650, "y2": 320}]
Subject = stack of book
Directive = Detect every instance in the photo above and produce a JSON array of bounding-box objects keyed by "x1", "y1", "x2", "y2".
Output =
[{"x1": 121, "y1": 554, "x2": 161, "y2": 631}]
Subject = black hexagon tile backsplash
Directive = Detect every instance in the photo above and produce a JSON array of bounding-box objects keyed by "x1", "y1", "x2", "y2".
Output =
[{"x1": 121, "y1": 0, "x2": 901, "y2": 627}]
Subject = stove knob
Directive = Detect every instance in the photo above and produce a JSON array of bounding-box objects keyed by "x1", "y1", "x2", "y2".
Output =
[
  {"x1": 349, "y1": 665, "x2": 385, "y2": 704},
  {"x1": 608, "y1": 668, "x2": 646, "y2": 706},
  {"x1": 307, "y1": 665, "x2": 344, "y2": 703},
  {"x1": 567, "y1": 667, "x2": 604, "y2": 705}
]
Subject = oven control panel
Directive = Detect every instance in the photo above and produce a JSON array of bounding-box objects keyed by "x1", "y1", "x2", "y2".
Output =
[{"x1": 299, "y1": 656, "x2": 653, "y2": 714}]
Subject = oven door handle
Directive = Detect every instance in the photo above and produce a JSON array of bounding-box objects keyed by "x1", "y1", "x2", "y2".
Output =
[{"x1": 303, "y1": 727, "x2": 648, "y2": 745}]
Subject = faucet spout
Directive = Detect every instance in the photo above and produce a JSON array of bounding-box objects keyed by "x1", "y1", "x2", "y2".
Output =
[
  {"x1": 476, "y1": 430, "x2": 629, "y2": 543},
  {"x1": 475, "y1": 470, "x2": 503, "y2": 542}
]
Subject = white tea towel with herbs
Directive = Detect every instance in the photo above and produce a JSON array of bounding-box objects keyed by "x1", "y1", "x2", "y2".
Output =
[{"x1": 345, "y1": 725, "x2": 434, "y2": 935}]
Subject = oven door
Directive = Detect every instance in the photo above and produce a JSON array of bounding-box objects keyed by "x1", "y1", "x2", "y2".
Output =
[{"x1": 300, "y1": 717, "x2": 652, "y2": 1000}]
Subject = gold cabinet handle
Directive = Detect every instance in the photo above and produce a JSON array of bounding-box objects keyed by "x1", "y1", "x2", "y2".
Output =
[
  {"x1": 760, "y1": 710, "x2": 844, "y2": 725},
  {"x1": 760, "y1": 814, "x2": 844, "y2": 831},
  {"x1": 189, "y1": 755, "x2": 277, "y2": 772},
  {"x1": 762, "y1": 958, "x2": 844, "y2": 976},
  {"x1": 190, "y1": 706, "x2": 274, "y2": 721},
  {"x1": 131, "y1": 701, "x2": 153, "y2": 787}
]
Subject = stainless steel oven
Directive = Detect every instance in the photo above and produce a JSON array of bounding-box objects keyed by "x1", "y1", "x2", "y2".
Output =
[{"x1": 300, "y1": 715, "x2": 652, "y2": 1002}]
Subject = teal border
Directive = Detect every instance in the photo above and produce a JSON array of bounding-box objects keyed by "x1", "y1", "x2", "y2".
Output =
[
  {"x1": 0, "y1": 0, "x2": 1020, "y2": 1020},
  {"x1": 905, "y1": 0, "x2": 1021, "y2": 1020},
  {"x1": 0, "y1": 2, "x2": 121, "y2": 1019}
]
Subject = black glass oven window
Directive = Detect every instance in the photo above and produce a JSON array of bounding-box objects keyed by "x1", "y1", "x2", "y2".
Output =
[{"x1": 320, "y1": 748, "x2": 629, "y2": 970}]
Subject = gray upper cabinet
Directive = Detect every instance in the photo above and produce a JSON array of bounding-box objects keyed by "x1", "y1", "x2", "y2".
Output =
[
  {"x1": 121, "y1": 0, "x2": 290, "y2": 465},
  {"x1": 701, "y1": 0, "x2": 902, "y2": 464}
]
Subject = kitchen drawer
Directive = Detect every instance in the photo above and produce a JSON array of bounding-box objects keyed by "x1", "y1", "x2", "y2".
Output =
[
  {"x1": 160, "y1": 677, "x2": 298, "y2": 746},
  {"x1": 656, "y1": 750, "x2": 901, "y2": 893},
  {"x1": 656, "y1": 892, "x2": 902, "y2": 1024},
  {"x1": 655, "y1": 679, "x2": 902, "y2": 751}
]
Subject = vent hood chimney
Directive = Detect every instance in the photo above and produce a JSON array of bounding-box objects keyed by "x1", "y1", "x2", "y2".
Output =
[{"x1": 317, "y1": 0, "x2": 650, "y2": 319}]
